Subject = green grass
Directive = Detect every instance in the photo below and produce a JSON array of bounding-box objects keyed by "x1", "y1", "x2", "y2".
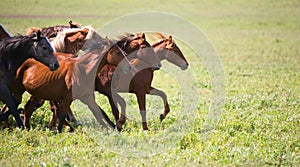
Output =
[{"x1": 0, "y1": 0, "x2": 299, "y2": 166}]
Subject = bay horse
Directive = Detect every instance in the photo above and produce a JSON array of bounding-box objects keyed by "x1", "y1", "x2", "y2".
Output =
[
  {"x1": 22, "y1": 33, "x2": 161, "y2": 131},
  {"x1": 0, "y1": 31, "x2": 59, "y2": 128},
  {"x1": 12, "y1": 36, "x2": 131, "y2": 132},
  {"x1": 94, "y1": 33, "x2": 189, "y2": 130}
]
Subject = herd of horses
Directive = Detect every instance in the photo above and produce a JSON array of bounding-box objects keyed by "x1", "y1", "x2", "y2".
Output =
[{"x1": 0, "y1": 21, "x2": 189, "y2": 132}]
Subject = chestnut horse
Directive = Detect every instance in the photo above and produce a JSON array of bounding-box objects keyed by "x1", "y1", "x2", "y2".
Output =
[
  {"x1": 23, "y1": 33, "x2": 161, "y2": 131},
  {"x1": 94, "y1": 33, "x2": 189, "y2": 130},
  {"x1": 0, "y1": 31, "x2": 59, "y2": 128},
  {"x1": 0, "y1": 25, "x2": 95, "y2": 128},
  {"x1": 12, "y1": 36, "x2": 131, "y2": 132}
]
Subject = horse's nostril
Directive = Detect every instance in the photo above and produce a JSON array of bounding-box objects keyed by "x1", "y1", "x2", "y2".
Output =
[
  {"x1": 181, "y1": 63, "x2": 189, "y2": 70},
  {"x1": 54, "y1": 62, "x2": 60, "y2": 68},
  {"x1": 49, "y1": 62, "x2": 60, "y2": 71}
]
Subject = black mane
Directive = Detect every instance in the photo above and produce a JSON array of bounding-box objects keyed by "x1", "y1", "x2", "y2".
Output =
[{"x1": 0, "y1": 35, "x2": 35, "y2": 72}]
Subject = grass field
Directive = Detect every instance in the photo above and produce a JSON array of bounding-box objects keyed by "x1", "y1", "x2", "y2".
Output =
[{"x1": 0, "y1": 0, "x2": 299, "y2": 166}]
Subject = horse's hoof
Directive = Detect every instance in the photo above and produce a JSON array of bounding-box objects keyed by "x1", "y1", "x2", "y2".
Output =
[
  {"x1": 69, "y1": 128, "x2": 75, "y2": 133},
  {"x1": 18, "y1": 108, "x2": 24, "y2": 114},
  {"x1": 116, "y1": 124, "x2": 122, "y2": 132},
  {"x1": 159, "y1": 114, "x2": 165, "y2": 122},
  {"x1": 74, "y1": 121, "x2": 82, "y2": 127}
]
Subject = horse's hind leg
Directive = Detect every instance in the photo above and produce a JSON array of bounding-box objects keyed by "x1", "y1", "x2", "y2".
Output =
[
  {"x1": 0, "y1": 105, "x2": 10, "y2": 128},
  {"x1": 148, "y1": 87, "x2": 170, "y2": 121},
  {"x1": 49, "y1": 101, "x2": 58, "y2": 129},
  {"x1": 0, "y1": 84, "x2": 24, "y2": 128},
  {"x1": 57, "y1": 99, "x2": 74, "y2": 133},
  {"x1": 50, "y1": 101, "x2": 80, "y2": 126}
]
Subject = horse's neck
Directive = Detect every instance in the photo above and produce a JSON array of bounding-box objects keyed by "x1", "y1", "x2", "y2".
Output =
[
  {"x1": 75, "y1": 49, "x2": 106, "y2": 76},
  {"x1": 2, "y1": 44, "x2": 32, "y2": 73}
]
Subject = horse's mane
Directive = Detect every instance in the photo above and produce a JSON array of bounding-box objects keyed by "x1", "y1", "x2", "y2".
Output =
[
  {"x1": 116, "y1": 33, "x2": 145, "y2": 49},
  {"x1": 0, "y1": 34, "x2": 34, "y2": 53},
  {"x1": 0, "y1": 35, "x2": 35, "y2": 72},
  {"x1": 50, "y1": 25, "x2": 95, "y2": 53},
  {"x1": 150, "y1": 32, "x2": 175, "y2": 48}
]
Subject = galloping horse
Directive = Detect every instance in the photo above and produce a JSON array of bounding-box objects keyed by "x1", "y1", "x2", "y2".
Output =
[
  {"x1": 95, "y1": 33, "x2": 189, "y2": 130},
  {"x1": 23, "y1": 33, "x2": 161, "y2": 131},
  {"x1": 12, "y1": 36, "x2": 131, "y2": 132},
  {"x1": 0, "y1": 25, "x2": 94, "y2": 128},
  {"x1": 0, "y1": 30, "x2": 59, "y2": 127}
]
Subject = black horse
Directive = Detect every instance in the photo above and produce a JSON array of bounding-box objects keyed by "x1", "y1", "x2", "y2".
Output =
[{"x1": 0, "y1": 30, "x2": 60, "y2": 128}]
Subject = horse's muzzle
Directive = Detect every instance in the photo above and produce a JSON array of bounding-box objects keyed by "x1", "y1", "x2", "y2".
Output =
[
  {"x1": 49, "y1": 61, "x2": 60, "y2": 71},
  {"x1": 153, "y1": 63, "x2": 161, "y2": 71},
  {"x1": 180, "y1": 62, "x2": 189, "y2": 70}
]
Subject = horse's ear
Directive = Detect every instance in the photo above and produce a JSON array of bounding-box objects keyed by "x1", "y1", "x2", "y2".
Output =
[
  {"x1": 69, "y1": 20, "x2": 73, "y2": 27},
  {"x1": 105, "y1": 36, "x2": 111, "y2": 45},
  {"x1": 69, "y1": 20, "x2": 80, "y2": 28},
  {"x1": 168, "y1": 35, "x2": 173, "y2": 42},
  {"x1": 142, "y1": 33, "x2": 146, "y2": 40},
  {"x1": 36, "y1": 30, "x2": 41, "y2": 40}
]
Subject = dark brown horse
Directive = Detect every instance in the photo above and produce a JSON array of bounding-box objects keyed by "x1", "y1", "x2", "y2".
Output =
[
  {"x1": 49, "y1": 33, "x2": 172, "y2": 130},
  {"x1": 0, "y1": 31, "x2": 59, "y2": 127},
  {"x1": 95, "y1": 33, "x2": 189, "y2": 130}
]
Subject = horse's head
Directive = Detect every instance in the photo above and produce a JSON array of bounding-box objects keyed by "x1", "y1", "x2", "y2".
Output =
[
  {"x1": 153, "y1": 33, "x2": 189, "y2": 70},
  {"x1": 31, "y1": 30, "x2": 60, "y2": 71},
  {"x1": 118, "y1": 33, "x2": 161, "y2": 70}
]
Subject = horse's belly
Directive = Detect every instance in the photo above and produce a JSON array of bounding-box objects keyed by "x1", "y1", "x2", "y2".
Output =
[
  {"x1": 22, "y1": 64, "x2": 70, "y2": 100},
  {"x1": 23, "y1": 75, "x2": 69, "y2": 100},
  {"x1": 26, "y1": 83, "x2": 68, "y2": 100}
]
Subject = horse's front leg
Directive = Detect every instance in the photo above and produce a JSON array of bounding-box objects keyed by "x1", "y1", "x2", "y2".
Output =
[
  {"x1": 23, "y1": 96, "x2": 44, "y2": 129},
  {"x1": 80, "y1": 95, "x2": 114, "y2": 130},
  {"x1": 110, "y1": 91, "x2": 126, "y2": 130},
  {"x1": 136, "y1": 92, "x2": 148, "y2": 130},
  {"x1": 0, "y1": 84, "x2": 24, "y2": 128},
  {"x1": 107, "y1": 94, "x2": 120, "y2": 123},
  {"x1": 148, "y1": 86, "x2": 170, "y2": 121}
]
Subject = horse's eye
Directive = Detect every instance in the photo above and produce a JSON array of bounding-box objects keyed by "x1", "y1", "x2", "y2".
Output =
[{"x1": 42, "y1": 46, "x2": 48, "y2": 50}]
